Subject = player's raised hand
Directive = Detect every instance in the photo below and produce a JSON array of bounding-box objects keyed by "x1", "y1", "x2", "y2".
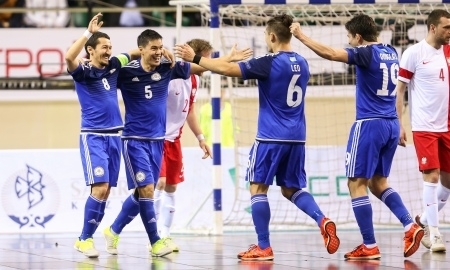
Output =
[
  {"x1": 162, "y1": 48, "x2": 175, "y2": 68},
  {"x1": 174, "y1": 44, "x2": 195, "y2": 62},
  {"x1": 289, "y1": 22, "x2": 303, "y2": 39},
  {"x1": 199, "y1": 140, "x2": 213, "y2": 159},
  {"x1": 88, "y1": 13, "x2": 103, "y2": 33},
  {"x1": 227, "y1": 44, "x2": 253, "y2": 62},
  {"x1": 398, "y1": 125, "x2": 407, "y2": 147}
]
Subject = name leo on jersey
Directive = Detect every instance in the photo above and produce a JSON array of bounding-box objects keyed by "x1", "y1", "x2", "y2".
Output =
[
  {"x1": 291, "y1": 64, "x2": 301, "y2": 72},
  {"x1": 379, "y1": 53, "x2": 397, "y2": 61}
]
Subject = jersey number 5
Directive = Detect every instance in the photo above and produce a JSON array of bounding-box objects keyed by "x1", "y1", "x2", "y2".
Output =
[
  {"x1": 377, "y1": 62, "x2": 399, "y2": 96},
  {"x1": 286, "y1": 74, "x2": 303, "y2": 107},
  {"x1": 145, "y1": 85, "x2": 153, "y2": 99}
]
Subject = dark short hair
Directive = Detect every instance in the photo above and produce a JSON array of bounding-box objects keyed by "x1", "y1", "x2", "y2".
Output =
[
  {"x1": 266, "y1": 14, "x2": 293, "y2": 43},
  {"x1": 84, "y1": 32, "x2": 110, "y2": 56},
  {"x1": 427, "y1": 9, "x2": 450, "y2": 31},
  {"x1": 137, "y1": 29, "x2": 163, "y2": 47},
  {"x1": 345, "y1": 14, "x2": 378, "y2": 42}
]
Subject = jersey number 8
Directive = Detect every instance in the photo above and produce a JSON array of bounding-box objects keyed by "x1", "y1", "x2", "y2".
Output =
[{"x1": 377, "y1": 62, "x2": 399, "y2": 96}]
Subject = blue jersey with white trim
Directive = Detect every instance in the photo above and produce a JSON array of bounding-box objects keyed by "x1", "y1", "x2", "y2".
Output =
[
  {"x1": 118, "y1": 59, "x2": 191, "y2": 139},
  {"x1": 238, "y1": 51, "x2": 310, "y2": 142},
  {"x1": 345, "y1": 44, "x2": 399, "y2": 120},
  {"x1": 70, "y1": 55, "x2": 129, "y2": 132}
]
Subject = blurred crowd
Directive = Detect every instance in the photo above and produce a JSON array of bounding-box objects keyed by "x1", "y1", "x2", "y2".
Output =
[{"x1": 0, "y1": 0, "x2": 201, "y2": 28}]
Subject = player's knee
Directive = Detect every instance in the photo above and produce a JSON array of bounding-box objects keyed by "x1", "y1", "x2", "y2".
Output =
[
  {"x1": 423, "y1": 169, "x2": 440, "y2": 183},
  {"x1": 91, "y1": 182, "x2": 110, "y2": 199},
  {"x1": 137, "y1": 184, "x2": 155, "y2": 198}
]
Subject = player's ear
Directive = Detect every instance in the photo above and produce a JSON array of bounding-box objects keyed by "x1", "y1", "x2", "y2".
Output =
[{"x1": 270, "y1": 32, "x2": 276, "y2": 43}]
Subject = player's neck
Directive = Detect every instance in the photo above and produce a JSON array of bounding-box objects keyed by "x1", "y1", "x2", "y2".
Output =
[
  {"x1": 90, "y1": 61, "x2": 106, "y2": 69},
  {"x1": 272, "y1": 43, "x2": 292, "y2": 53},
  {"x1": 425, "y1": 35, "x2": 443, "y2": 50},
  {"x1": 140, "y1": 59, "x2": 156, "y2": 72}
]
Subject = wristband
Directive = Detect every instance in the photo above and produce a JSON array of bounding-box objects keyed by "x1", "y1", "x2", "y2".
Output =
[
  {"x1": 193, "y1": 55, "x2": 202, "y2": 65},
  {"x1": 197, "y1": 134, "x2": 205, "y2": 141},
  {"x1": 83, "y1": 30, "x2": 93, "y2": 39}
]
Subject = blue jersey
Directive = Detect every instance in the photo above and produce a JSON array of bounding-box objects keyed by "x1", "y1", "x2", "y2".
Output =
[
  {"x1": 70, "y1": 55, "x2": 129, "y2": 132},
  {"x1": 346, "y1": 44, "x2": 399, "y2": 120},
  {"x1": 118, "y1": 59, "x2": 191, "y2": 139},
  {"x1": 238, "y1": 52, "x2": 309, "y2": 142}
]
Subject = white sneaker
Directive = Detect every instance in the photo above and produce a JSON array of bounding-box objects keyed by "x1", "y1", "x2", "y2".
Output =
[
  {"x1": 162, "y1": 237, "x2": 179, "y2": 252},
  {"x1": 415, "y1": 214, "x2": 432, "y2": 249},
  {"x1": 102, "y1": 227, "x2": 119, "y2": 255},
  {"x1": 430, "y1": 235, "x2": 446, "y2": 252}
]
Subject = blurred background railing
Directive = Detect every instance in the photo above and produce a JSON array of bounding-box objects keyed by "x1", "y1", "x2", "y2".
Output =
[{"x1": 0, "y1": 0, "x2": 202, "y2": 28}]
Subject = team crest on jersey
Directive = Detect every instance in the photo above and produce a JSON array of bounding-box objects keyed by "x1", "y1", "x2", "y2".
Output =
[
  {"x1": 94, "y1": 166, "x2": 104, "y2": 177},
  {"x1": 151, "y1": 73, "x2": 161, "y2": 81},
  {"x1": 421, "y1": 157, "x2": 427, "y2": 165},
  {"x1": 136, "y1": 171, "x2": 146, "y2": 182}
]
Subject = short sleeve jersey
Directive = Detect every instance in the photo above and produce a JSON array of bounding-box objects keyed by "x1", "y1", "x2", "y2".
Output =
[
  {"x1": 165, "y1": 74, "x2": 199, "y2": 141},
  {"x1": 118, "y1": 59, "x2": 191, "y2": 139},
  {"x1": 398, "y1": 40, "x2": 450, "y2": 132},
  {"x1": 238, "y1": 52, "x2": 309, "y2": 142},
  {"x1": 345, "y1": 44, "x2": 399, "y2": 120},
  {"x1": 69, "y1": 54, "x2": 130, "y2": 132}
]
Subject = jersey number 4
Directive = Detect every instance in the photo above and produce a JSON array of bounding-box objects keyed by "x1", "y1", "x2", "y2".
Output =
[
  {"x1": 287, "y1": 74, "x2": 303, "y2": 107},
  {"x1": 377, "y1": 62, "x2": 399, "y2": 96}
]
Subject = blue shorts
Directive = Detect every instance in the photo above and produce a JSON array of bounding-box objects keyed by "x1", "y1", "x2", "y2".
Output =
[
  {"x1": 345, "y1": 118, "x2": 399, "y2": 178},
  {"x1": 79, "y1": 133, "x2": 121, "y2": 187},
  {"x1": 245, "y1": 141, "x2": 306, "y2": 189},
  {"x1": 122, "y1": 139, "x2": 164, "y2": 190}
]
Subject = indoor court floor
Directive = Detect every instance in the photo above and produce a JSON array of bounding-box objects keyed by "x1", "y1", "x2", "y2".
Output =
[{"x1": 0, "y1": 230, "x2": 448, "y2": 270}]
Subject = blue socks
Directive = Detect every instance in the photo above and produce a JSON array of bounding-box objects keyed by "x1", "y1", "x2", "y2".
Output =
[
  {"x1": 80, "y1": 195, "x2": 103, "y2": 240},
  {"x1": 139, "y1": 198, "x2": 160, "y2": 245},
  {"x1": 290, "y1": 190, "x2": 325, "y2": 226},
  {"x1": 251, "y1": 194, "x2": 271, "y2": 249},
  {"x1": 352, "y1": 196, "x2": 376, "y2": 245},
  {"x1": 111, "y1": 194, "x2": 140, "y2": 234},
  {"x1": 380, "y1": 187, "x2": 413, "y2": 227}
]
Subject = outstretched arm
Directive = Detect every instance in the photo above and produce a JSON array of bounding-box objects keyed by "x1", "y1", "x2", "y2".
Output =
[
  {"x1": 175, "y1": 44, "x2": 252, "y2": 77},
  {"x1": 187, "y1": 103, "x2": 212, "y2": 159},
  {"x1": 65, "y1": 13, "x2": 103, "y2": 72},
  {"x1": 290, "y1": 22, "x2": 349, "y2": 63}
]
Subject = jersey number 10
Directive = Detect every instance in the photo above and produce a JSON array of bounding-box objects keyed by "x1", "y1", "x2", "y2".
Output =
[{"x1": 377, "y1": 62, "x2": 399, "y2": 96}]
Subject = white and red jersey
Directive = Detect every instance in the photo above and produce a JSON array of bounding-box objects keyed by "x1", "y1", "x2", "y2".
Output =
[
  {"x1": 398, "y1": 40, "x2": 450, "y2": 132},
  {"x1": 165, "y1": 74, "x2": 199, "y2": 141}
]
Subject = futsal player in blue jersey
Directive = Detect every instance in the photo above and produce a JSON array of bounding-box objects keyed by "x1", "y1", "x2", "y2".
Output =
[
  {"x1": 175, "y1": 14, "x2": 340, "y2": 261},
  {"x1": 290, "y1": 14, "x2": 424, "y2": 259},
  {"x1": 110, "y1": 29, "x2": 199, "y2": 257},
  {"x1": 65, "y1": 13, "x2": 142, "y2": 258}
]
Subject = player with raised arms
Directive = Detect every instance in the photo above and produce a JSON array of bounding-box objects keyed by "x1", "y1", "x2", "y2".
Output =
[
  {"x1": 290, "y1": 14, "x2": 424, "y2": 259},
  {"x1": 175, "y1": 14, "x2": 340, "y2": 261}
]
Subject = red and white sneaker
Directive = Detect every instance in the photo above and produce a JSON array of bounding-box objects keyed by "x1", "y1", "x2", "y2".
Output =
[
  {"x1": 237, "y1": 244, "x2": 274, "y2": 261},
  {"x1": 344, "y1": 244, "x2": 381, "y2": 260},
  {"x1": 404, "y1": 223, "x2": 424, "y2": 257},
  {"x1": 320, "y1": 217, "x2": 340, "y2": 254}
]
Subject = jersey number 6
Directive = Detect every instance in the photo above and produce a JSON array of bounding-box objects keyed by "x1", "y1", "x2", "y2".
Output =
[{"x1": 287, "y1": 74, "x2": 303, "y2": 107}]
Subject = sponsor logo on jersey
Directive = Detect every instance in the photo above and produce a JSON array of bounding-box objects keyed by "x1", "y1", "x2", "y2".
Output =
[
  {"x1": 132, "y1": 77, "x2": 140, "y2": 82},
  {"x1": 2, "y1": 165, "x2": 60, "y2": 229},
  {"x1": 151, "y1": 72, "x2": 161, "y2": 81}
]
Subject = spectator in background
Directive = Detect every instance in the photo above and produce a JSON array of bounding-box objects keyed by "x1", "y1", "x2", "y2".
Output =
[
  {"x1": 24, "y1": 0, "x2": 70, "y2": 27},
  {"x1": 0, "y1": 0, "x2": 24, "y2": 28},
  {"x1": 199, "y1": 78, "x2": 237, "y2": 147}
]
